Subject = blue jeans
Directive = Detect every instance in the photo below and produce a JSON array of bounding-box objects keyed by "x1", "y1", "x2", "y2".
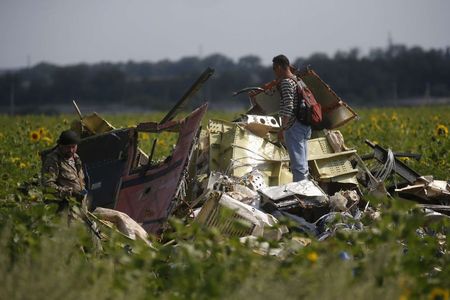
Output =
[{"x1": 284, "y1": 121, "x2": 311, "y2": 181}]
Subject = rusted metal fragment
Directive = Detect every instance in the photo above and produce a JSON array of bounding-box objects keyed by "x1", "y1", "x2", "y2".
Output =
[
  {"x1": 114, "y1": 104, "x2": 208, "y2": 234},
  {"x1": 76, "y1": 104, "x2": 208, "y2": 235}
]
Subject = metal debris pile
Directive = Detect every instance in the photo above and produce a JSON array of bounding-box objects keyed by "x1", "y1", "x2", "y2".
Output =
[{"x1": 64, "y1": 68, "x2": 449, "y2": 247}]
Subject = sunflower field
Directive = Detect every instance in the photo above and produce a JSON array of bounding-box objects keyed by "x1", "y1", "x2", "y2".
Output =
[{"x1": 0, "y1": 106, "x2": 449, "y2": 300}]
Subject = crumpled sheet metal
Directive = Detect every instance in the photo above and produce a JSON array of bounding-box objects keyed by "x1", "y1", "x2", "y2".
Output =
[
  {"x1": 93, "y1": 207, "x2": 152, "y2": 246},
  {"x1": 395, "y1": 177, "x2": 450, "y2": 203},
  {"x1": 259, "y1": 179, "x2": 328, "y2": 211},
  {"x1": 315, "y1": 210, "x2": 364, "y2": 241},
  {"x1": 115, "y1": 104, "x2": 208, "y2": 235},
  {"x1": 208, "y1": 119, "x2": 292, "y2": 186},
  {"x1": 71, "y1": 112, "x2": 116, "y2": 136},
  {"x1": 205, "y1": 171, "x2": 261, "y2": 208},
  {"x1": 246, "y1": 68, "x2": 358, "y2": 129},
  {"x1": 365, "y1": 140, "x2": 421, "y2": 184},
  {"x1": 196, "y1": 192, "x2": 286, "y2": 240},
  {"x1": 259, "y1": 179, "x2": 327, "y2": 201},
  {"x1": 329, "y1": 190, "x2": 360, "y2": 212},
  {"x1": 422, "y1": 208, "x2": 450, "y2": 223},
  {"x1": 299, "y1": 68, "x2": 358, "y2": 129}
]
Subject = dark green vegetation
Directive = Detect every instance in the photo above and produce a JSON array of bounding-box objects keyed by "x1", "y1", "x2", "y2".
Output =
[
  {"x1": 0, "y1": 108, "x2": 449, "y2": 299},
  {"x1": 1, "y1": 44, "x2": 450, "y2": 113}
]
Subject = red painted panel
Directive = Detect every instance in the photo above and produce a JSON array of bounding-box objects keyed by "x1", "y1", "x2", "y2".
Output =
[{"x1": 115, "y1": 104, "x2": 208, "y2": 234}]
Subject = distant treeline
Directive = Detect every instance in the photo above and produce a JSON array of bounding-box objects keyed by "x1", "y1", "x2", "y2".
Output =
[{"x1": 1, "y1": 44, "x2": 450, "y2": 111}]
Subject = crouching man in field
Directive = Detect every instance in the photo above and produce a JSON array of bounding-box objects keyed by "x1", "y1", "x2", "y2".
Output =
[{"x1": 41, "y1": 130, "x2": 88, "y2": 212}]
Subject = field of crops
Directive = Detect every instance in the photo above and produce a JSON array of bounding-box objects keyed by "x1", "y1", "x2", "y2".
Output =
[{"x1": 0, "y1": 106, "x2": 449, "y2": 299}]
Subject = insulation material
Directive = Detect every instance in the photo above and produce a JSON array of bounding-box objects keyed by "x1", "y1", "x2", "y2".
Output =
[{"x1": 93, "y1": 207, "x2": 152, "y2": 246}]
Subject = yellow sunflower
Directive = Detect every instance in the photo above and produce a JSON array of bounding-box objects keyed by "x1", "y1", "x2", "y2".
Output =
[
  {"x1": 435, "y1": 124, "x2": 448, "y2": 137},
  {"x1": 306, "y1": 251, "x2": 318, "y2": 263},
  {"x1": 19, "y1": 162, "x2": 27, "y2": 169},
  {"x1": 428, "y1": 288, "x2": 449, "y2": 300},
  {"x1": 29, "y1": 130, "x2": 41, "y2": 142}
]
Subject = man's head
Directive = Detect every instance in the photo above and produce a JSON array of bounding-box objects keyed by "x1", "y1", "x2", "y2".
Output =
[
  {"x1": 272, "y1": 54, "x2": 291, "y2": 79},
  {"x1": 57, "y1": 130, "x2": 80, "y2": 158}
]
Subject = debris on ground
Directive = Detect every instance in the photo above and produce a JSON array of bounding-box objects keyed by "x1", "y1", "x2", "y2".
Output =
[
  {"x1": 92, "y1": 207, "x2": 153, "y2": 246},
  {"x1": 41, "y1": 67, "x2": 449, "y2": 252}
]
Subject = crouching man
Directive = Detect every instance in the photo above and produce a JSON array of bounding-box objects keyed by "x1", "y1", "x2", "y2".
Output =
[
  {"x1": 273, "y1": 54, "x2": 312, "y2": 181},
  {"x1": 41, "y1": 130, "x2": 88, "y2": 212}
]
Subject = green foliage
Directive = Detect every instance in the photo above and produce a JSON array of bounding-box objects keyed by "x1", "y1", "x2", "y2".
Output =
[{"x1": 0, "y1": 107, "x2": 449, "y2": 299}]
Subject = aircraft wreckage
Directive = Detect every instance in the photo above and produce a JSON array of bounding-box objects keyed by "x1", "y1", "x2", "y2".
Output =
[{"x1": 56, "y1": 67, "x2": 449, "y2": 246}]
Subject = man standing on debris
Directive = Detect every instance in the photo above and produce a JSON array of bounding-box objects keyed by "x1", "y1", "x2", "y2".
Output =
[
  {"x1": 41, "y1": 130, "x2": 87, "y2": 210},
  {"x1": 273, "y1": 54, "x2": 311, "y2": 181}
]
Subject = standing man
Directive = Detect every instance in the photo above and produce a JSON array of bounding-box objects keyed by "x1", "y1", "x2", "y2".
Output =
[
  {"x1": 273, "y1": 54, "x2": 311, "y2": 181},
  {"x1": 41, "y1": 130, "x2": 87, "y2": 210}
]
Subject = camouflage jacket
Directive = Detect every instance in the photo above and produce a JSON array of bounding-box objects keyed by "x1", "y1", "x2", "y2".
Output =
[{"x1": 41, "y1": 148, "x2": 85, "y2": 198}]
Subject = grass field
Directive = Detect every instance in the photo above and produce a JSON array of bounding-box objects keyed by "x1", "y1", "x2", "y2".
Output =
[{"x1": 0, "y1": 106, "x2": 449, "y2": 299}]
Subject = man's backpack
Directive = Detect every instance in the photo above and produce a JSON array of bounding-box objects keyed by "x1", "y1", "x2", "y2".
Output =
[{"x1": 295, "y1": 79, "x2": 323, "y2": 127}]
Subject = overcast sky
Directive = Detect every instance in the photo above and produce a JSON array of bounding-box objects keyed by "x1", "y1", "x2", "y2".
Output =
[{"x1": 1, "y1": 0, "x2": 449, "y2": 69}]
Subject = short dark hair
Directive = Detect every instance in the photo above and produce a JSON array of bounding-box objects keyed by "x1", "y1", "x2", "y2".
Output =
[{"x1": 272, "y1": 54, "x2": 290, "y2": 69}]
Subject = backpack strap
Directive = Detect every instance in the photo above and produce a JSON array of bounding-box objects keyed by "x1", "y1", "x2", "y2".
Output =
[{"x1": 297, "y1": 79, "x2": 307, "y2": 90}]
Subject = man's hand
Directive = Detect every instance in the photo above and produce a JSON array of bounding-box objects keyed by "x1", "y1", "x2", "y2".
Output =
[
  {"x1": 278, "y1": 116, "x2": 290, "y2": 144},
  {"x1": 281, "y1": 116, "x2": 290, "y2": 127}
]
